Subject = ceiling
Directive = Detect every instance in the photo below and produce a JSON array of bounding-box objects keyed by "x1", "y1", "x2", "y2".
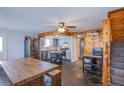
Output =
[{"x1": 0, "y1": 7, "x2": 119, "y2": 33}]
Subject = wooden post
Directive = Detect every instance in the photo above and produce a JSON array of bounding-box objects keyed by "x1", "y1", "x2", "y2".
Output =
[
  {"x1": 107, "y1": 19, "x2": 111, "y2": 85},
  {"x1": 102, "y1": 19, "x2": 111, "y2": 85}
]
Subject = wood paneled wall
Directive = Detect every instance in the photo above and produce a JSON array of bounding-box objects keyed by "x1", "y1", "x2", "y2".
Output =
[
  {"x1": 109, "y1": 8, "x2": 124, "y2": 41},
  {"x1": 83, "y1": 19, "x2": 111, "y2": 86},
  {"x1": 84, "y1": 29, "x2": 103, "y2": 55}
]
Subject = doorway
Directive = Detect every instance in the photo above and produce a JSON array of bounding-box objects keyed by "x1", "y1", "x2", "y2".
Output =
[
  {"x1": 80, "y1": 38, "x2": 84, "y2": 57},
  {"x1": 40, "y1": 35, "x2": 71, "y2": 62}
]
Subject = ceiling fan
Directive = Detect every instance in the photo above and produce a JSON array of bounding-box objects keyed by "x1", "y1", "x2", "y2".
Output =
[
  {"x1": 40, "y1": 22, "x2": 84, "y2": 37},
  {"x1": 53, "y1": 22, "x2": 76, "y2": 32}
]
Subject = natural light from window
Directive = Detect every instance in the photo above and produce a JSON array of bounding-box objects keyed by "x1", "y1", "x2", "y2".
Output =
[
  {"x1": 0, "y1": 37, "x2": 3, "y2": 52},
  {"x1": 44, "y1": 39, "x2": 51, "y2": 47}
]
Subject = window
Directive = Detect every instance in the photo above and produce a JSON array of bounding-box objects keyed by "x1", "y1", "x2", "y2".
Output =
[
  {"x1": 53, "y1": 39, "x2": 58, "y2": 46},
  {"x1": 44, "y1": 39, "x2": 51, "y2": 47},
  {"x1": 0, "y1": 36, "x2": 3, "y2": 52}
]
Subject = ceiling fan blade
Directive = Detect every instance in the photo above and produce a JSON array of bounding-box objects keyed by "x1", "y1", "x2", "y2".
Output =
[
  {"x1": 47, "y1": 25, "x2": 57, "y2": 28},
  {"x1": 67, "y1": 26, "x2": 76, "y2": 28}
]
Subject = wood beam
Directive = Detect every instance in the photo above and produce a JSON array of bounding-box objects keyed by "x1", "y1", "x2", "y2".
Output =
[{"x1": 38, "y1": 31, "x2": 79, "y2": 37}]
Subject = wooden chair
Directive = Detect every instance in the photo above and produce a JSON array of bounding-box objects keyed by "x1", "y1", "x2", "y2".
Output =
[
  {"x1": 47, "y1": 69, "x2": 61, "y2": 86},
  {"x1": 50, "y1": 53, "x2": 63, "y2": 64}
]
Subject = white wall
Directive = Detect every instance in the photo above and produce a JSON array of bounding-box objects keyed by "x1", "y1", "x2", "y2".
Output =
[
  {"x1": 0, "y1": 28, "x2": 25, "y2": 60},
  {"x1": 70, "y1": 37, "x2": 80, "y2": 62}
]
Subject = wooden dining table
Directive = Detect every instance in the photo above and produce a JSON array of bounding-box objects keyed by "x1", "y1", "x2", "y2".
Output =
[{"x1": 1, "y1": 58, "x2": 59, "y2": 86}]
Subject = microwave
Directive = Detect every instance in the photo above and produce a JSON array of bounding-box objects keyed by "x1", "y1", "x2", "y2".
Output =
[{"x1": 92, "y1": 48, "x2": 103, "y2": 56}]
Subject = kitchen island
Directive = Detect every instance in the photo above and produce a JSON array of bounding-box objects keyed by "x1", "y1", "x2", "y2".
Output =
[{"x1": 1, "y1": 58, "x2": 59, "y2": 86}]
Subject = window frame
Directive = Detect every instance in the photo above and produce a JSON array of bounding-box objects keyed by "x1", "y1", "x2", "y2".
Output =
[{"x1": 0, "y1": 36, "x2": 3, "y2": 52}]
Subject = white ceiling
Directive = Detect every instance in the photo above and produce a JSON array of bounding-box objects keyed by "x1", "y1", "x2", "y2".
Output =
[{"x1": 0, "y1": 7, "x2": 119, "y2": 33}]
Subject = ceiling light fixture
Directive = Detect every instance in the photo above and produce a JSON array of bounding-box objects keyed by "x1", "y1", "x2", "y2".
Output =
[{"x1": 57, "y1": 28, "x2": 65, "y2": 32}]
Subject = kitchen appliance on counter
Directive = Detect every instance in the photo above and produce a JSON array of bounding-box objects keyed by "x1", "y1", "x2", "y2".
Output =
[{"x1": 92, "y1": 48, "x2": 103, "y2": 56}]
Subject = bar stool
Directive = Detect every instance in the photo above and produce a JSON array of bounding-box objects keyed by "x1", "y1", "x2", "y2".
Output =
[{"x1": 47, "y1": 69, "x2": 61, "y2": 86}]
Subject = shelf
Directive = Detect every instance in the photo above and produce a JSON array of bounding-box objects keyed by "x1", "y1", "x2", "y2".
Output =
[{"x1": 83, "y1": 55, "x2": 103, "y2": 77}]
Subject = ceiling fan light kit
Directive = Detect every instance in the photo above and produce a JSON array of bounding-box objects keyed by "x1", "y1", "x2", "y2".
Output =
[
  {"x1": 57, "y1": 28, "x2": 65, "y2": 32},
  {"x1": 57, "y1": 22, "x2": 77, "y2": 33}
]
